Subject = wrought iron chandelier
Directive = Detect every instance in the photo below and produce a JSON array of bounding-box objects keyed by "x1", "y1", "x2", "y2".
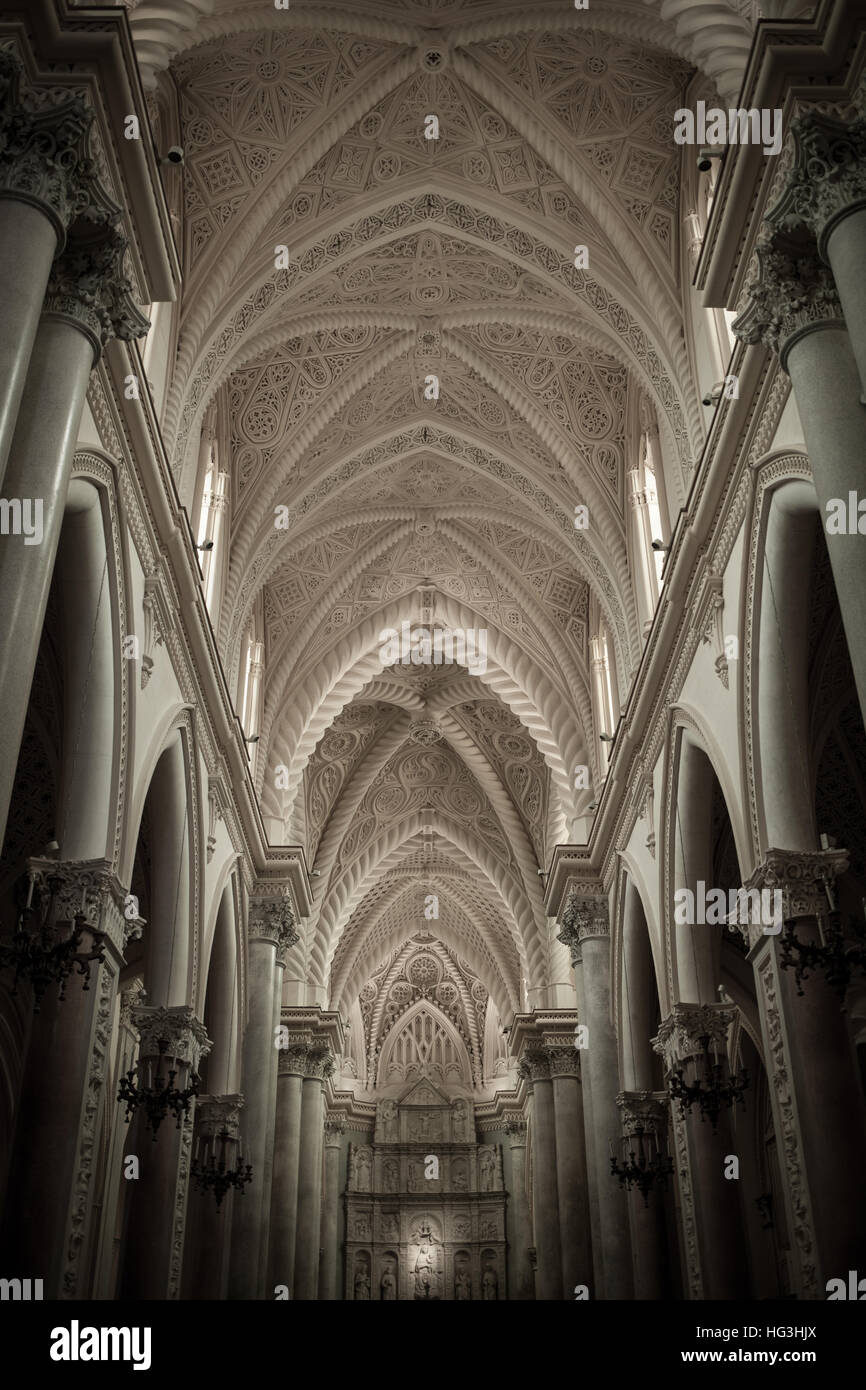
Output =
[
  {"x1": 668, "y1": 1033, "x2": 749, "y2": 1132},
  {"x1": 778, "y1": 907, "x2": 866, "y2": 997},
  {"x1": 191, "y1": 1126, "x2": 252, "y2": 1209},
  {"x1": 117, "y1": 1037, "x2": 201, "y2": 1139},
  {"x1": 0, "y1": 871, "x2": 106, "y2": 1012},
  {"x1": 610, "y1": 1125, "x2": 674, "y2": 1205}
]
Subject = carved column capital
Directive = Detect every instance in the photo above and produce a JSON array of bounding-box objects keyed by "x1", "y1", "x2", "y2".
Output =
[
  {"x1": 0, "y1": 51, "x2": 98, "y2": 243},
  {"x1": 130, "y1": 1003, "x2": 211, "y2": 1072},
  {"x1": 771, "y1": 110, "x2": 866, "y2": 256},
  {"x1": 248, "y1": 889, "x2": 300, "y2": 960},
  {"x1": 195, "y1": 1094, "x2": 245, "y2": 1140},
  {"x1": 557, "y1": 892, "x2": 609, "y2": 965},
  {"x1": 651, "y1": 1003, "x2": 735, "y2": 1073},
  {"x1": 744, "y1": 846, "x2": 849, "y2": 928},
  {"x1": 616, "y1": 1090, "x2": 669, "y2": 1138},
  {"x1": 518, "y1": 1048, "x2": 551, "y2": 1085},
  {"x1": 24, "y1": 855, "x2": 143, "y2": 956},
  {"x1": 733, "y1": 226, "x2": 844, "y2": 369},
  {"x1": 43, "y1": 213, "x2": 149, "y2": 362},
  {"x1": 324, "y1": 1112, "x2": 346, "y2": 1146},
  {"x1": 545, "y1": 1037, "x2": 581, "y2": 1080},
  {"x1": 503, "y1": 1111, "x2": 528, "y2": 1143}
]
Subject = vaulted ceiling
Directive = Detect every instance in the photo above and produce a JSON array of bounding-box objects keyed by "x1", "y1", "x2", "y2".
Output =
[{"x1": 143, "y1": 0, "x2": 757, "y2": 1082}]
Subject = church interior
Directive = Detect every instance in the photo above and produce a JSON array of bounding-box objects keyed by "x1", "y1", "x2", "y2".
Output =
[{"x1": 0, "y1": 0, "x2": 865, "y2": 1305}]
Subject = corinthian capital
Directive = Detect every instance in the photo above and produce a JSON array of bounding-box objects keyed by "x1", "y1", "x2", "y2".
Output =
[
  {"x1": 732, "y1": 227, "x2": 844, "y2": 368},
  {"x1": 770, "y1": 111, "x2": 866, "y2": 254},
  {"x1": 44, "y1": 213, "x2": 150, "y2": 362},
  {"x1": 130, "y1": 1004, "x2": 211, "y2": 1072},
  {"x1": 518, "y1": 1048, "x2": 551, "y2": 1085},
  {"x1": 557, "y1": 892, "x2": 609, "y2": 965},
  {"x1": 248, "y1": 889, "x2": 300, "y2": 959},
  {"x1": 0, "y1": 51, "x2": 97, "y2": 241},
  {"x1": 651, "y1": 1003, "x2": 734, "y2": 1073}
]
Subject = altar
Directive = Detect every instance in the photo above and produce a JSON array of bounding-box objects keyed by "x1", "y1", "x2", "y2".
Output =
[{"x1": 344, "y1": 1079, "x2": 508, "y2": 1300}]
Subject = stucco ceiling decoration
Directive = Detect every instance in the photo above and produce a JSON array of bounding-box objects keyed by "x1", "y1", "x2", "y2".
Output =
[{"x1": 129, "y1": 1, "x2": 764, "y2": 1021}]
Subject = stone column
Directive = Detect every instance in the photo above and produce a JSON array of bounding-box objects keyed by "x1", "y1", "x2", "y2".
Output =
[
  {"x1": 269, "y1": 1039, "x2": 307, "y2": 1294},
  {"x1": 734, "y1": 228, "x2": 866, "y2": 722},
  {"x1": 547, "y1": 1042, "x2": 593, "y2": 1298},
  {"x1": 653, "y1": 1004, "x2": 749, "y2": 1300},
  {"x1": 0, "y1": 858, "x2": 138, "y2": 1298},
  {"x1": 773, "y1": 112, "x2": 866, "y2": 400},
  {"x1": 0, "y1": 53, "x2": 93, "y2": 488},
  {"x1": 92, "y1": 981, "x2": 146, "y2": 1298},
  {"x1": 504, "y1": 1113, "x2": 534, "y2": 1300},
  {"x1": 0, "y1": 207, "x2": 148, "y2": 847},
  {"x1": 229, "y1": 890, "x2": 298, "y2": 1299},
  {"x1": 559, "y1": 896, "x2": 633, "y2": 1298},
  {"x1": 319, "y1": 1112, "x2": 345, "y2": 1300},
  {"x1": 518, "y1": 1050, "x2": 562, "y2": 1300},
  {"x1": 184, "y1": 1094, "x2": 245, "y2": 1300},
  {"x1": 742, "y1": 848, "x2": 866, "y2": 1295},
  {"x1": 293, "y1": 1046, "x2": 333, "y2": 1300},
  {"x1": 616, "y1": 1091, "x2": 673, "y2": 1300},
  {"x1": 120, "y1": 1005, "x2": 211, "y2": 1300}
]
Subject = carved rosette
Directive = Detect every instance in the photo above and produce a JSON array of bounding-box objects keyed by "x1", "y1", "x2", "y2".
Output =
[
  {"x1": 743, "y1": 848, "x2": 849, "y2": 940},
  {"x1": 130, "y1": 1003, "x2": 211, "y2": 1072},
  {"x1": 517, "y1": 1048, "x2": 551, "y2": 1085},
  {"x1": 324, "y1": 1112, "x2": 346, "y2": 1148},
  {"x1": 195, "y1": 1094, "x2": 244, "y2": 1141},
  {"x1": 44, "y1": 212, "x2": 150, "y2": 362},
  {"x1": 557, "y1": 892, "x2": 610, "y2": 965},
  {"x1": 0, "y1": 51, "x2": 99, "y2": 241},
  {"x1": 248, "y1": 889, "x2": 300, "y2": 962},
  {"x1": 408, "y1": 717, "x2": 443, "y2": 745},
  {"x1": 616, "y1": 1090, "x2": 669, "y2": 1139},
  {"x1": 733, "y1": 227, "x2": 844, "y2": 368},
  {"x1": 651, "y1": 1003, "x2": 735, "y2": 1073},
  {"x1": 770, "y1": 111, "x2": 866, "y2": 255}
]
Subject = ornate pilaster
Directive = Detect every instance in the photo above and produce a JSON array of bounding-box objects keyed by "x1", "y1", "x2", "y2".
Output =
[{"x1": 733, "y1": 226, "x2": 844, "y2": 368}]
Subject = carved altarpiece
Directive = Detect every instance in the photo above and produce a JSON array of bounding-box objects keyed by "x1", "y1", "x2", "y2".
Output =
[{"x1": 345, "y1": 1079, "x2": 506, "y2": 1300}]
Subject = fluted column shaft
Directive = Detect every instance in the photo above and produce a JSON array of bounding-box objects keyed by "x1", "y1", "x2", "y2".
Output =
[
  {"x1": 559, "y1": 900, "x2": 633, "y2": 1298},
  {"x1": 319, "y1": 1113, "x2": 345, "y2": 1300},
  {"x1": 229, "y1": 893, "x2": 298, "y2": 1299},
  {"x1": 504, "y1": 1115, "x2": 534, "y2": 1299},
  {"x1": 293, "y1": 1049, "x2": 331, "y2": 1300},
  {"x1": 548, "y1": 1047, "x2": 593, "y2": 1297},
  {"x1": 519, "y1": 1052, "x2": 562, "y2": 1299},
  {"x1": 269, "y1": 1048, "x2": 305, "y2": 1294}
]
